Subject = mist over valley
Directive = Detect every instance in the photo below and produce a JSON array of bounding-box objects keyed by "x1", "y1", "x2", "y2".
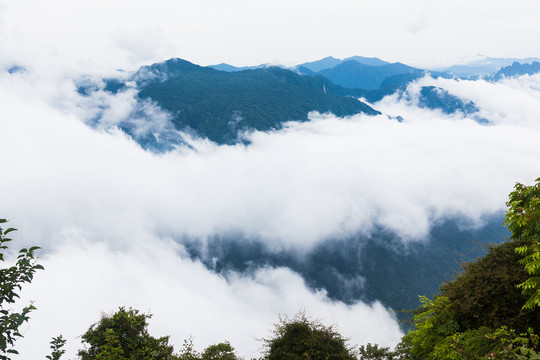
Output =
[
  {"x1": 2, "y1": 52, "x2": 540, "y2": 358},
  {"x1": 2, "y1": 1, "x2": 540, "y2": 357}
]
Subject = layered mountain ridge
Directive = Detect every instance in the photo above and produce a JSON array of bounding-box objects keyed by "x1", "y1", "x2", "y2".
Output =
[
  {"x1": 67, "y1": 54, "x2": 540, "y2": 323},
  {"x1": 75, "y1": 55, "x2": 540, "y2": 151}
]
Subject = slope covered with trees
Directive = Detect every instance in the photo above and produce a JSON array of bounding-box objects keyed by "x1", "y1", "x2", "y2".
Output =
[
  {"x1": 137, "y1": 58, "x2": 379, "y2": 144},
  {"x1": 77, "y1": 56, "x2": 487, "y2": 150},
  {"x1": 396, "y1": 178, "x2": 540, "y2": 359},
  {"x1": 181, "y1": 216, "x2": 508, "y2": 320}
]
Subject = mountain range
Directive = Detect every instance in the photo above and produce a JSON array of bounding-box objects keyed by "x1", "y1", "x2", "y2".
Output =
[
  {"x1": 68, "y1": 54, "x2": 540, "y2": 325},
  {"x1": 73, "y1": 55, "x2": 540, "y2": 152},
  {"x1": 136, "y1": 59, "x2": 379, "y2": 144},
  {"x1": 494, "y1": 61, "x2": 540, "y2": 80},
  {"x1": 315, "y1": 60, "x2": 417, "y2": 90},
  {"x1": 434, "y1": 56, "x2": 540, "y2": 77}
]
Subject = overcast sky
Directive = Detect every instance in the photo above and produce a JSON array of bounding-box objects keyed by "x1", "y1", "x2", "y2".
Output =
[
  {"x1": 2, "y1": 1, "x2": 540, "y2": 358},
  {"x1": 1, "y1": 0, "x2": 540, "y2": 71}
]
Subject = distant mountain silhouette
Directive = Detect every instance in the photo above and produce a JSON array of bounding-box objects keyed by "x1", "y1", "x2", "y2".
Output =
[
  {"x1": 208, "y1": 63, "x2": 266, "y2": 72},
  {"x1": 343, "y1": 55, "x2": 389, "y2": 66},
  {"x1": 296, "y1": 56, "x2": 344, "y2": 73},
  {"x1": 360, "y1": 71, "x2": 428, "y2": 102},
  {"x1": 76, "y1": 55, "x2": 503, "y2": 151},
  {"x1": 436, "y1": 56, "x2": 540, "y2": 77},
  {"x1": 319, "y1": 60, "x2": 417, "y2": 90},
  {"x1": 317, "y1": 70, "x2": 480, "y2": 118},
  {"x1": 494, "y1": 61, "x2": 540, "y2": 79}
]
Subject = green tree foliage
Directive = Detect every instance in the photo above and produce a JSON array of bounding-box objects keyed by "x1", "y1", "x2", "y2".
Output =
[
  {"x1": 78, "y1": 307, "x2": 178, "y2": 360},
  {"x1": 449, "y1": 326, "x2": 540, "y2": 360},
  {"x1": 46, "y1": 335, "x2": 67, "y2": 360},
  {"x1": 399, "y1": 240, "x2": 540, "y2": 359},
  {"x1": 95, "y1": 328, "x2": 126, "y2": 360},
  {"x1": 358, "y1": 343, "x2": 400, "y2": 360},
  {"x1": 201, "y1": 342, "x2": 239, "y2": 360},
  {"x1": 176, "y1": 337, "x2": 200, "y2": 360},
  {"x1": 175, "y1": 338, "x2": 239, "y2": 360},
  {"x1": 262, "y1": 313, "x2": 356, "y2": 360},
  {"x1": 440, "y1": 239, "x2": 540, "y2": 333},
  {"x1": 505, "y1": 177, "x2": 540, "y2": 309},
  {"x1": 399, "y1": 295, "x2": 458, "y2": 360},
  {"x1": 395, "y1": 178, "x2": 540, "y2": 359},
  {"x1": 0, "y1": 219, "x2": 44, "y2": 359}
]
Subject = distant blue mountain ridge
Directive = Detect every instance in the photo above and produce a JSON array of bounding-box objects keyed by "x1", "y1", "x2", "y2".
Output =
[
  {"x1": 208, "y1": 55, "x2": 390, "y2": 73},
  {"x1": 493, "y1": 61, "x2": 540, "y2": 80},
  {"x1": 295, "y1": 55, "x2": 390, "y2": 73},
  {"x1": 317, "y1": 60, "x2": 417, "y2": 90},
  {"x1": 73, "y1": 55, "x2": 540, "y2": 151},
  {"x1": 83, "y1": 58, "x2": 379, "y2": 147},
  {"x1": 434, "y1": 56, "x2": 540, "y2": 77},
  {"x1": 208, "y1": 63, "x2": 266, "y2": 72},
  {"x1": 295, "y1": 56, "x2": 343, "y2": 72}
]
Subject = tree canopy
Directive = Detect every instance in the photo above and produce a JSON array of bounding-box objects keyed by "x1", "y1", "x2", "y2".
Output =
[
  {"x1": 397, "y1": 178, "x2": 540, "y2": 359},
  {"x1": 136, "y1": 59, "x2": 378, "y2": 144},
  {"x1": 78, "y1": 307, "x2": 177, "y2": 360},
  {"x1": 505, "y1": 177, "x2": 540, "y2": 309},
  {"x1": 262, "y1": 313, "x2": 356, "y2": 360}
]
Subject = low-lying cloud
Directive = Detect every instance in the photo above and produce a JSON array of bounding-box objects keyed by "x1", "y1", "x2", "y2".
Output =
[
  {"x1": 17, "y1": 234, "x2": 402, "y2": 358},
  {"x1": 2, "y1": 69, "x2": 540, "y2": 358}
]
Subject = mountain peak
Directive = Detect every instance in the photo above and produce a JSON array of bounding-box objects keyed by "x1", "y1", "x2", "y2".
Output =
[
  {"x1": 297, "y1": 56, "x2": 343, "y2": 73},
  {"x1": 343, "y1": 56, "x2": 389, "y2": 67}
]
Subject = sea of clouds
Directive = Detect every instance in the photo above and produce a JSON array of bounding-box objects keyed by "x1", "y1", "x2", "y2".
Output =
[
  {"x1": 0, "y1": 60, "x2": 539, "y2": 358},
  {"x1": 2, "y1": 0, "x2": 540, "y2": 357}
]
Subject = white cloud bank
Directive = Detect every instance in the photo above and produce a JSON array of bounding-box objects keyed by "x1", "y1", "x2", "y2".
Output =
[
  {"x1": 2, "y1": 69, "x2": 540, "y2": 358},
  {"x1": 3, "y1": 72, "x2": 539, "y2": 248},
  {"x1": 15, "y1": 234, "x2": 402, "y2": 359}
]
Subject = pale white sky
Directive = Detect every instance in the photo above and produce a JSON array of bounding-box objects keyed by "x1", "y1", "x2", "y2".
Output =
[{"x1": 1, "y1": 0, "x2": 540, "y2": 71}]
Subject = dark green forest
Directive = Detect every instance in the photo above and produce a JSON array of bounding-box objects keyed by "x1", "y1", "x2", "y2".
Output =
[
  {"x1": 182, "y1": 216, "x2": 508, "y2": 320},
  {"x1": 136, "y1": 59, "x2": 378, "y2": 144}
]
